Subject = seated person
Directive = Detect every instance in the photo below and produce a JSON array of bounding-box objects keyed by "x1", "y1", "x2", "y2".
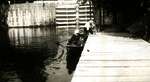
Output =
[
  {"x1": 84, "y1": 20, "x2": 96, "y2": 34},
  {"x1": 68, "y1": 29, "x2": 82, "y2": 46}
]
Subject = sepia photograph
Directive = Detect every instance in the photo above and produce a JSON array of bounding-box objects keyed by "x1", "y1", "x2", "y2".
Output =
[{"x1": 0, "y1": 0, "x2": 150, "y2": 82}]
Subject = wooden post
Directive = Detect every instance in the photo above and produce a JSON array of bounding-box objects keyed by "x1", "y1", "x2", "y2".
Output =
[
  {"x1": 76, "y1": 3, "x2": 79, "y2": 29},
  {"x1": 89, "y1": 0, "x2": 91, "y2": 20}
]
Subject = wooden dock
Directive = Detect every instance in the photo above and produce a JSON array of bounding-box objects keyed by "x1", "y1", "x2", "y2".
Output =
[{"x1": 71, "y1": 32, "x2": 150, "y2": 82}]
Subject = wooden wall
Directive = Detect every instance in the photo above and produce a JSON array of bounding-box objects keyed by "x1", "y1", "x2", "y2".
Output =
[{"x1": 7, "y1": 2, "x2": 56, "y2": 27}]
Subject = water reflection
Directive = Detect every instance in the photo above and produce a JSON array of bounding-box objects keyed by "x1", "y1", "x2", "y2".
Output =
[
  {"x1": 0, "y1": 27, "x2": 77, "y2": 82},
  {"x1": 0, "y1": 27, "x2": 58, "y2": 82},
  {"x1": 0, "y1": 26, "x2": 14, "y2": 82}
]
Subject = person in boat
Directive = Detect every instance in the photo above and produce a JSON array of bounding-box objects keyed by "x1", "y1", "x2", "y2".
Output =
[
  {"x1": 84, "y1": 20, "x2": 96, "y2": 35},
  {"x1": 67, "y1": 29, "x2": 84, "y2": 47}
]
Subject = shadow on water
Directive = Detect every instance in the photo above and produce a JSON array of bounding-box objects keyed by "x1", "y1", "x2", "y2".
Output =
[{"x1": 0, "y1": 26, "x2": 59, "y2": 82}]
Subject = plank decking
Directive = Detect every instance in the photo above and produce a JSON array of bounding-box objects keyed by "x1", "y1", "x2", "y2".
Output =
[{"x1": 71, "y1": 33, "x2": 150, "y2": 82}]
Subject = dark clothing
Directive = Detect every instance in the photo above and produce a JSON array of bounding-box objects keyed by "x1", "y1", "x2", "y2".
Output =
[
  {"x1": 83, "y1": 27, "x2": 93, "y2": 35},
  {"x1": 83, "y1": 27, "x2": 88, "y2": 35},
  {"x1": 68, "y1": 34, "x2": 81, "y2": 46},
  {"x1": 89, "y1": 28, "x2": 93, "y2": 34}
]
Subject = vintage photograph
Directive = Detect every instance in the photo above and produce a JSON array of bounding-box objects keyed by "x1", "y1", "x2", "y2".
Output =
[{"x1": 0, "y1": 0, "x2": 150, "y2": 82}]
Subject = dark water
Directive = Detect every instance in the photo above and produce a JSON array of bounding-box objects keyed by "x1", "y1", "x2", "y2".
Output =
[{"x1": 0, "y1": 26, "x2": 75, "y2": 82}]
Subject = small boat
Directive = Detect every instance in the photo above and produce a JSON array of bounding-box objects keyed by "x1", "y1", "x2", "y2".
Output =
[{"x1": 66, "y1": 31, "x2": 87, "y2": 73}]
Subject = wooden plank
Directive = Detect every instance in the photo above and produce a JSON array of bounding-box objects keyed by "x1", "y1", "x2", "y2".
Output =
[{"x1": 71, "y1": 33, "x2": 150, "y2": 82}]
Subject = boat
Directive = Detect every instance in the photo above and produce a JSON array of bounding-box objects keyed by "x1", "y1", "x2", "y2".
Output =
[{"x1": 66, "y1": 29, "x2": 88, "y2": 74}]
